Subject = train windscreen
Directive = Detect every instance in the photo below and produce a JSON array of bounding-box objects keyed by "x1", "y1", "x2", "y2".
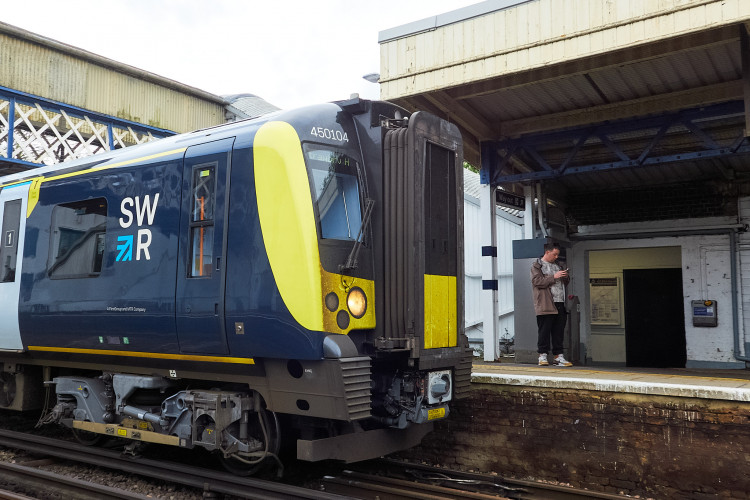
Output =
[{"x1": 305, "y1": 147, "x2": 362, "y2": 240}]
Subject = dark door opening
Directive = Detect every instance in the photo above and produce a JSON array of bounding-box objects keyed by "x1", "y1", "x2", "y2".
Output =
[{"x1": 623, "y1": 268, "x2": 686, "y2": 368}]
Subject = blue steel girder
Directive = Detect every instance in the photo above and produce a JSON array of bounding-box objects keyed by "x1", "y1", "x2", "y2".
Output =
[
  {"x1": 487, "y1": 100, "x2": 748, "y2": 186},
  {"x1": 0, "y1": 85, "x2": 175, "y2": 171}
]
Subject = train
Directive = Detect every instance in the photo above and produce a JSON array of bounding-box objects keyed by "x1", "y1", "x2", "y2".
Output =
[{"x1": 0, "y1": 97, "x2": 470, "y2": 474}]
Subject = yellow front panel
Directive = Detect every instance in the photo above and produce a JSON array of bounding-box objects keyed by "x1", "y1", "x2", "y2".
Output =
[
  {"x1": 424, "y1": 274, "x2": 457, "y2": 349},
  {"x1": 254, "y1": 121, "x2": 324, "y2": 331},
  {"x1": 253, "y1": 121, "x2": 376, "y2": 334}
]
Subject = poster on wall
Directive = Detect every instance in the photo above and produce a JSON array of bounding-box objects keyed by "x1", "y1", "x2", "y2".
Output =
[{"x1": 590, "y1": 277, "x2": 621, "y2": 326}]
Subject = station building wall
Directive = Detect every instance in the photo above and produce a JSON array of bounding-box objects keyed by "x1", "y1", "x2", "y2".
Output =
[{"x1": 567, "y1": 225, "x2": 743, "y2": 368}]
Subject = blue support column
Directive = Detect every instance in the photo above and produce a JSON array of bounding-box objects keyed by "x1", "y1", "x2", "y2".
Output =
[
  {"x1": 107, "y1": 123, "x2": 115, "y2": 150},
  {"x1": 479, "y1": 141, "x2": 497, "y2": 185}
]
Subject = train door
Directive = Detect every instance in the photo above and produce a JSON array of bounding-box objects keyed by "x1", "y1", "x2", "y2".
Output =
[
  {"x1": 176, "y1": 138, "x2": 235, "y2": 354},
  {"x1": 0, "y1": 182, "x2": 29, "y2": 351},
  {"x1": 423, "y1": 141, "x2": 459, "y2": 349}
]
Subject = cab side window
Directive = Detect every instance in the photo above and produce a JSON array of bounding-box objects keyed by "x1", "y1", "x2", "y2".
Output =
[
  {"x1": 189, "y1": 164, "x2": 216, "y2": 277},
  {"x1": 48, "y1": 198, "x2": 107, "y2": 278}
]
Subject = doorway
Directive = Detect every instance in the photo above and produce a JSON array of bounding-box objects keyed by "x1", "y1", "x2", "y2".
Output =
[
  {"x1": 623, "y1": 268, "x2": 686, "y2": 368},
  {"x1": 176, "y1": 137, "x2": 235, "y2": 354}
]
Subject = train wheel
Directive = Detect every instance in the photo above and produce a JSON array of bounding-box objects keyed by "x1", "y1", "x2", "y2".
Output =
[
  {"x1": 71, "y1": 425, "x2": 104, "y2": 446},
  {"x1": 220, "y1": 452, "x2": 269, "y2": 477},
  {"x1": 219, "y1": 408, "x2": 281, "y2": 476}
]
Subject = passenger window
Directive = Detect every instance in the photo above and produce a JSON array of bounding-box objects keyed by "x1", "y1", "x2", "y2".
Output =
[
  {"x1": 189, "y1": 164, "x2": 216, "y2": 277},
  {"x1": 48, "y1": 198, "x2": 107, "y2": 278},
  {"x1": 1, "y1": 200, "x2": 22, "y2": 283}
]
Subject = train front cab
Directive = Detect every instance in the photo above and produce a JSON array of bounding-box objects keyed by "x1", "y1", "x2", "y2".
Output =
[{"x1": 294, "y1": 102, "x2": 472, "y2": 462}]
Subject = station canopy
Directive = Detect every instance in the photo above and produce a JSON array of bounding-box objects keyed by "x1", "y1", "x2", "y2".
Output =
[{"x1": 378, "y1": 1, "x2": 750, "y2": 197}]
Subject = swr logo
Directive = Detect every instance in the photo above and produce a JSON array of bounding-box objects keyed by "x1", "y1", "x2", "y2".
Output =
[{"x1": 116, "y1": 194, "x2": 160, "y2": 262}]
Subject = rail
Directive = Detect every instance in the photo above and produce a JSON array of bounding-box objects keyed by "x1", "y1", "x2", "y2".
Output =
[
  {"x1": 0, "y1": 429, "x2": 346, "y2": 500},
  {"x1": 318, "y1": 459, "x2": 631, "y2": 500}
]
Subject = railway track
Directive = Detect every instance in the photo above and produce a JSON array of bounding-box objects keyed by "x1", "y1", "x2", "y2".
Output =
[
  {"x1": 0, "y1": 458, "x2": 154, "y2": 500},
  {"x1": 318, "y1": 459, "x2": 631, "y2": 499},
  {"x1": 0, "y1": 427, "x2": 630, "y2": 499},
  {"x1": 0, "y1": 429, "x2": 346, "y2": 500}
]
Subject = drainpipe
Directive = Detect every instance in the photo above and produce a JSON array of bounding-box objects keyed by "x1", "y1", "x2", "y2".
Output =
[
  {"x1": 536, "y1": 183, "x2": 548, "y2": 238},
  {"x1": 731, "y1": 230, "x2": 750, "y2": 364}
]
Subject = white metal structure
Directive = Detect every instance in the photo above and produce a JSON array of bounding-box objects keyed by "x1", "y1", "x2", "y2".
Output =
[{"x1": 464, "y1": 170, "x2": 522, "y2": 359}]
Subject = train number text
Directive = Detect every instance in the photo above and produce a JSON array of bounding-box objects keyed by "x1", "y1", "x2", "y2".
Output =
[{"x1": 310, "y1": 126, "x2": 348, "y2": 142}]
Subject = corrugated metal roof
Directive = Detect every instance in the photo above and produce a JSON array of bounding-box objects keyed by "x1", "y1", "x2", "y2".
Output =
[
  {"x1": 463, "y1": 168, "x2": 483, "y2": 199},
  {"x1": 0, "y1": 21, "x2": 225, "y2": 105},
  {"x1": 224, "y1": 93, "x2": 281, "y2": 119},
  {"x1": 467, "y1": 39, "x2": 741, "y2": 129},
  {"x1": 0, "y1": 21, "x2": 227, "y2": 134}
]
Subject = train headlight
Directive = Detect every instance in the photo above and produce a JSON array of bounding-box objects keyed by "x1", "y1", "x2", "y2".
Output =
[{"x1": 346, "y1": 287, "x2": 367, "y2": 319}]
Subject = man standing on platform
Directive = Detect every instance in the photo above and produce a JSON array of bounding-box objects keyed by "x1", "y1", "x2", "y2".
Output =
[{"x1": 531, "y1": 242, "x2": 573, "y2": 367}]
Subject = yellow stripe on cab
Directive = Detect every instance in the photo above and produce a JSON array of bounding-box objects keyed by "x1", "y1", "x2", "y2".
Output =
[{"x1": 424, "y1": 274, "x2": 457, "y2": 348}]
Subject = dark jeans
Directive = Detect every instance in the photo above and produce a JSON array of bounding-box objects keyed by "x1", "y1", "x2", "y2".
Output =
[{"x1": 537, "y1": 302, "x2": 567, "y2": 355}]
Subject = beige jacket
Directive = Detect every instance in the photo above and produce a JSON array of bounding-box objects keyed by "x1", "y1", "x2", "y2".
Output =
[{"x1": 530, "y1": 258, "x2": 569, "y2": 315}]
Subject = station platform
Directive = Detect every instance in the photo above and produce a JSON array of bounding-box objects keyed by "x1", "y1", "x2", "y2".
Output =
[
  {"x1": 471, "y1": 360, "x2": 750, "y2": 402},
  {"x1": 408, "y1": 361, "x2": 750, "y2": 497}
]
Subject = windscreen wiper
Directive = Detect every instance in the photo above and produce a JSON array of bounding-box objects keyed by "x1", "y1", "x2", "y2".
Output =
[{"x1": 340, "y1": 198, "x2": 374, "y2": 273}]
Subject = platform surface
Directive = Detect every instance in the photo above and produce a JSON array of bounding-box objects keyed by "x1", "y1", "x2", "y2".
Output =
[{"x1": 472, "y1": 360, "x2": 750, "y2": 402}]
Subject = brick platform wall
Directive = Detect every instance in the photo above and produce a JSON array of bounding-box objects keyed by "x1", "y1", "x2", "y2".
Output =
[{"x1": 399, "y1": 385, "x2": 750, "y2": 499}]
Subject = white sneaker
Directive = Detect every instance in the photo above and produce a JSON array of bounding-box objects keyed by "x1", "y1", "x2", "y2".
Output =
[
  {"x1": 538, "y1": 353, "x2": 549, "y2": 366},
  {"x1": 554, "y1": 354, "x2": 572, "y2": 367}
]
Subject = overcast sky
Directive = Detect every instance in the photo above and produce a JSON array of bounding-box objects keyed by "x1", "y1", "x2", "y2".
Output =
[{"x1": 3, "y1": 0, "x2": 478, "y2": 110}]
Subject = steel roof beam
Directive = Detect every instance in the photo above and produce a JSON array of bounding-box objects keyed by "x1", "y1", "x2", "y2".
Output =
[
  {"x1": 489, "y1": 101, "x2": 748, "y2": 185},
  {"x1": 494, "y1": 141, "x2": 750, "y2": 183},
  {"x1": 500, "y1": 80, "x2": 743, "y2": 137}
]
